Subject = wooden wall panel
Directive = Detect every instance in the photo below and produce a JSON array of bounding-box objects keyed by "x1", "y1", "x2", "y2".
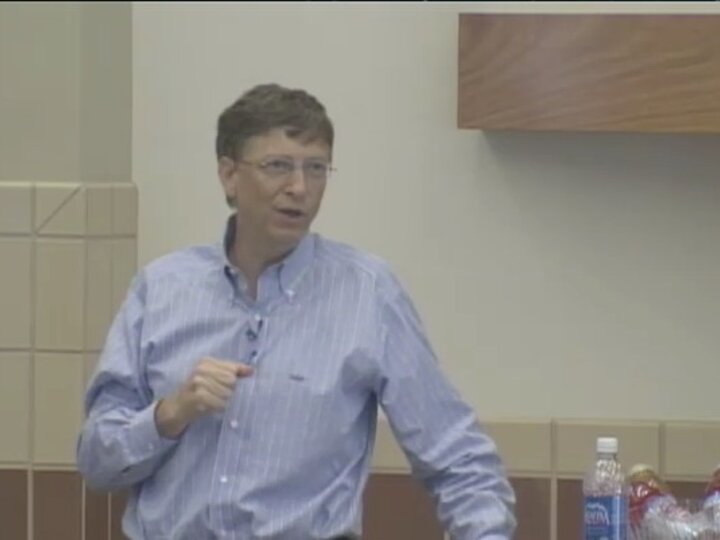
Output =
[{"x1": 458, "y1": 14, "x2": 720, "y2": 133}]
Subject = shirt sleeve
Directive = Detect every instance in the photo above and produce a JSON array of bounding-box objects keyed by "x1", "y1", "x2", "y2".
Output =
[
  {"x1": 76, "y1": 272, "x2": 179, "y2": 491},
  {"x1": 374, "y1": 271, "x2": 517, "y2": 540}
]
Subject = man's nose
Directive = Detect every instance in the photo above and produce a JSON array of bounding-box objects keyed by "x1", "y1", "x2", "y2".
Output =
[{"x1": 284, "y1": 166, "x2": 308, "y2": 195}]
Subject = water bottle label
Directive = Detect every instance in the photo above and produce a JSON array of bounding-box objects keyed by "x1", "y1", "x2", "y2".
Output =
[{"x1": 584, "y1": 496, "x2": 627, "y2": 540}]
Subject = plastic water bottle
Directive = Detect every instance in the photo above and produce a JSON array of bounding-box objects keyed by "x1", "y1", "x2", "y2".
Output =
[{"x1": 584, "y1": 437, "x2": 628, "y2": 540}]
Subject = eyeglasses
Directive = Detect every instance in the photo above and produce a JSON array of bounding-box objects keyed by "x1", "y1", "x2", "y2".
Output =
[{"x1": 237, "y1": 156, "x2": 335, "y2": 182}]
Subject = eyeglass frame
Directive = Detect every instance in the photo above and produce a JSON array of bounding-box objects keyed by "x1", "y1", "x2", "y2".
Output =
[{"x1": 235, "y1": 155, "x2": 336, "y2": 182}]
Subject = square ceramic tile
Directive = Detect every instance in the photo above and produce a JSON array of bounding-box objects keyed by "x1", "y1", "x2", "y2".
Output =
[
  {"x1": 0, "y1": 239, "x2": 32, "y2": 348},
  {"x1": 0, "y1": 181, "x2": 33, "y2": 234},
  {"x1": 86, "y1": 485, "x2": 110, "y2": 540},
  {"x1": 557, "y1": 479, "x2": 583, "y2": 540},
  {"x1": 0, "y1": 353, "x2": 30, "y2": 463},
  {"x1": 511, "y1": 477, "x2": 551, "y2": 540},
  {"x1": 113, "y1": 184, "x2": 137, "y2": 236},
  {"x1": 110, "y1": 491, "x2": 130, "y2": 540},
  {"x1": 33, "y1": 353, "x2": 84, "y2": 465},
  {"x1": 35, "y1": 240, "x2": 85, "y2": 350},
  {"x1": 0, "y1": 469, "x2": 28, "y2": 539},
  {"x1": 34, "y1": 470, "x2": 82, "y2": 540},
  {"x1": 663, "y1": 421, "x2": 720, "y2": 479},
  {"x1": 35, "y1": 183, "x2": 85, "y2": 236},
  {"x1": 86, "y1": 184, "x2": 114, "y2": 236},
  {"x1": 363, "y1": 474, "x2": 443, "y2": 540},
  {"x1": 485, "y1": 419, "x2": 552, "y2": 474},
  {"x1": 555, "y1": 419, "x2": 660, "y2": 476},
  {"x1": 86, "y1": 240, "x2": 114, "y2": 350},
  {"x1": 112, "y1": 238, "x2": 137, "y2": 312}
]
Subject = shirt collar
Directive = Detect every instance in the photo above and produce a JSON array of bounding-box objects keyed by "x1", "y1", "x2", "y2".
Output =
[{"x1": 220, "y1": 213, "x2": 315, "y2": 300}]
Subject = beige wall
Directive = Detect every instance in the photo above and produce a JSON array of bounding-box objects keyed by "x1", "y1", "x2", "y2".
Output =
[
  {"x1": 0, "y1": 1, "x2": 131, "y2": 183},
  {"x1": 0, "y1": 2, "x2": 81, "y2": 181},
  {"x1": 132, "y1": 2, "x2": 720, "y2": 420}
]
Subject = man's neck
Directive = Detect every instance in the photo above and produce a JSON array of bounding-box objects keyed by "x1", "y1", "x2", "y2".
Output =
[{"x1": 230, "y1": 228, "x2": 292, "y2": 301}]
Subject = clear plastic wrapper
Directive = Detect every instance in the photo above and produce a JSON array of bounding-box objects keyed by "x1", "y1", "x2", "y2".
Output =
[{"x1": 629, "y1": 464, "x2": 719, "y2": 540}]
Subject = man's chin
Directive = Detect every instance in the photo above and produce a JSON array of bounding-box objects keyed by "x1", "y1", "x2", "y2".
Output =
[{"x1": 269, "y1": 228, "x2": 307, "y2": 251}]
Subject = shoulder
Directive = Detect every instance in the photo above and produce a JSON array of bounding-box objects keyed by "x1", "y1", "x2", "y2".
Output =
[
  {"x1": 312, "y1": 235, "x2": 406, "y2": 300},
  {"x1": 131, "y1": 244, "x2": 223, "y2": 294}
]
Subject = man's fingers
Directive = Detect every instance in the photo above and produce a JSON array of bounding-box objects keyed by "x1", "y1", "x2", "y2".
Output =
[
  {"x1": 209, "y1": 369, "x2": 241, "y2": 388},
  {"x1": 208, "y1": 362, "x2": 253, "y2": 383},
  {"x1": 235, "y1": 363, "x2": 253, "y2": 378},
  {"x1": 199, "y1": 358, "x2": 253, "y2": 379},
  {"x1": 178, "y1": 358, "x2": 255, "y2": 424},
  {"x1": 195, "y1": 389, "x2": 226, "y2": 413},
  {"x1": 200, "y1": 376, "x2": 234, "y2": 401}
]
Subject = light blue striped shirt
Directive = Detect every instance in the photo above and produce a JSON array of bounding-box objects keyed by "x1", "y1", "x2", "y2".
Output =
[{"x1": 77, "y1": 218, "x2": 516, "y2": 540}]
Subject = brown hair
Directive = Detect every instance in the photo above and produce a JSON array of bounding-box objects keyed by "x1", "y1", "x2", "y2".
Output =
[{"x1": 216, "y1": 83, "x2": 334, "y2": 161}]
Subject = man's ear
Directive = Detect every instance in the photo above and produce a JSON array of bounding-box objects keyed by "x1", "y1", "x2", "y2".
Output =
[{"x1": 218, "y1": 156, "x2": 237, "y2": 203}]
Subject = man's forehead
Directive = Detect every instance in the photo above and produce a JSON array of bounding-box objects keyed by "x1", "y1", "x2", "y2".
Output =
[{"x1": 244, "y1": 127, "x2": 331, "y2": 156}]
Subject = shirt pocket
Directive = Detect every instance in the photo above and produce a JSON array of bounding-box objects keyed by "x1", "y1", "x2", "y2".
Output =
[{"x1": 249, "y1": 364, "x2": 339, "y2": 447}]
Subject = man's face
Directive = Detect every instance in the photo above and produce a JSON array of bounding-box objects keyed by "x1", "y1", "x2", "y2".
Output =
[{"x1": 218, "y1": 127, "x2": 331, "y2": 254}]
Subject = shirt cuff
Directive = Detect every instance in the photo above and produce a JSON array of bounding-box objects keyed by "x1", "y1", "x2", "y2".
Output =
[{"x1": 124, "y1": 401, "x2": 179, "y2": 461}]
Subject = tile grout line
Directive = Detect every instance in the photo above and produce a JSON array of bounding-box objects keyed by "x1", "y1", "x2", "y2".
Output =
[
  {"x1": 82, "y1": 183, "x2": 88, "y2": 540},
  {"x1": 550, "y1": 420, "x2": 558, "y2": 540},
  {"x1": 28, "y1": 182, "x2": 36, "y2": 540},
  {"x1": 81, "y1": 479, "x2": 87, "y2": 540},
  {"x1": 659, "y1": 421, "x2": 666, "y2": 478},
  {"x1": 108, "y1": 182, "x2": 117, "y2": 540},
  {"x1": 28, "y1": 464, "x2": 82, "y2": 471},
  {"x1": 0, "y1": 462, "x2": 32, "y2": 469},
  {"x1": 108, "y1": 492, "x2": 113, "y2": 540}
]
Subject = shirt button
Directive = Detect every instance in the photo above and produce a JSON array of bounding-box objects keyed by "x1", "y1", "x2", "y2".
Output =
[
  {"x1": 230, "y1": 420, "x2": 238, "y2": 429},
  {"x1": 254, "y1": 313, "x2": 262, "y2": 322},
  {"x1": 220, "y1": 475, "x2": 228, "y2": 484},
  {"x1": 147, "y1": 443, "x2": 154, "y2": 451}
]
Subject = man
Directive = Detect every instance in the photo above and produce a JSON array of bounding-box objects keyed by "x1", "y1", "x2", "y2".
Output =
[{"x1": 77, "y1": 83, "x2": 516, "y2": 540}]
